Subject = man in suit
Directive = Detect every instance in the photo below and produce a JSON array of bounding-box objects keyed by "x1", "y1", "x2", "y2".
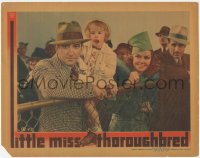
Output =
[
  {"x1": 151, "y1": 25, "x2": 190, "y2": 131},
  {"x1": 17, "y1": 42, "x2": 30, "y2": 65},
  {"x1": 167, "y1": 26, "x2": 190, "y2": 71},
  {"x1": 45, "y1": 38, "x2": 56, "y2": 58},
  {"x1": 154, "y1": 25, "x2": 190, "y2": 71},
  {"x1": 33, "y1": 21, "x2": 107, "y2": 132},
  {"x1": 155, "y1": 26, "x2": 170, "y2": 54},
  {"x1": 17, "y1": 42, "x2": 38, "y2": 104},
  {"x1": 154, "y1": 26, "x2": 175, "y2": 65}
]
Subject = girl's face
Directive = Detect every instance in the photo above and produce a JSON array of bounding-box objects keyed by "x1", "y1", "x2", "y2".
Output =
[
  {"x1": 89, "y1": 24, "x2": 106, "y2": 49},
  {"x1": 132, "y1": 51, "x2": 152, "y2": 74}
]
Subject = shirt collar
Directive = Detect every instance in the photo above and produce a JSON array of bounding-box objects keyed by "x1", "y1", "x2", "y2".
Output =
[{"x1": 161, "y1": 46, "x2": 169, "y2": 52}]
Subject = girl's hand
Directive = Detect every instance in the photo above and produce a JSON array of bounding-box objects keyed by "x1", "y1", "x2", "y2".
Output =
[{"x1": 128, "y1": 71, "x2": 140, "y2": 84}]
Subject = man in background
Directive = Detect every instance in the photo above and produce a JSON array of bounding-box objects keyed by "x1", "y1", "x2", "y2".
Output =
[
  {"x1": 151, "y1": 25, "x2": 190, "y2": 131},
  {"x1": 154, "y1": 26, "x2": 174, "y2": 65}
]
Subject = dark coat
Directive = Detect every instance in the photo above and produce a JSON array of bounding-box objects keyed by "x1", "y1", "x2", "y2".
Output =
[
  {"x1": 17, "y1": 55, "x2": 40, "y2": 132},
  {"x1": 17, "y1": 55, "x2": 38, "y2": 104},
  {"x1": 151, "y1": 50, "x2": 190, "y2": 131},
  {"x1": 154, "y1": 48, "x2": 190, "y2": 71},
  {"x1": 114, "y1": 58, "x2": 132, "y2": 86},
  {"x1": 154, "y1": 48, "x2": 174, "y2": 66}
]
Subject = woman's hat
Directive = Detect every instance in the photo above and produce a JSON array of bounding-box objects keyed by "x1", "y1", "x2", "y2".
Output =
[
  {"x1": 128, "y1": 31, "x2": 153, "y2": 55},
  {"x1": 50, "y1": 21, "x2": 90, "y2": 45}
]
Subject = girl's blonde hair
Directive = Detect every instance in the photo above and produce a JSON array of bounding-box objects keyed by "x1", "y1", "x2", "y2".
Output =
[{"x1": 85, "y1": 20, "x2": 111, "y2": 42}]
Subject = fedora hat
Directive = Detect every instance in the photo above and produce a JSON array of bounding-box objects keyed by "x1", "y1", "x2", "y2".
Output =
[
  {"x1": 155, "y1": 26, "x2": 170, "y2": 37},
  {"x1": 168, "y1": 25, "x2": 188, "y2": 45},
  {"x1": 114, "y1": 43, "x2": 132, "y2": 54},
  {"x1": 128, "y1": 31, "x2": 153, "y2": 55},
  {"x1": 50, "y1": 21, "x2": 89, "y2": 45},
  {"x1": 18, "y1": 42, "x2": 28, "y2": 48}
]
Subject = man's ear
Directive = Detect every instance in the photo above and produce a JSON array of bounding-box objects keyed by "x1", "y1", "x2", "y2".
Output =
[
  {"x1": 55, "y1": 45, "x2": 59, "y2": 51},
  {"x1": 80, "y1": 43, "x2": 83, "y2": 49}
]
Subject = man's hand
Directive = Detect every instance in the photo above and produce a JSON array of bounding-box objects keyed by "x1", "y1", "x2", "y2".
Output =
[{"x1": 93, "y1": 85, "x2": 107, "y2": 100}]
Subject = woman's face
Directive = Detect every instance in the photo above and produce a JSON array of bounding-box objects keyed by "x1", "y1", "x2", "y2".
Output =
[{"x1": 132, "y1": 51, "x2": 152, "y2": 74}]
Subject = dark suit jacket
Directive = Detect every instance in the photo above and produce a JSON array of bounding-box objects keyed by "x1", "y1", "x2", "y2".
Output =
[
  {"x1": 154, "y1": 48, "x2": 190, "y2": 71},
  {"x1": 151, "y1": 49, "x2": 190, "y2": 131},
  {"x1": 17, "y1": 55, "x2": 38, "y2": 104}
]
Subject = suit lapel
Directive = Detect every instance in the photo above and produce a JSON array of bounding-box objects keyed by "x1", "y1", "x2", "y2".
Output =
[{"x1": 182, "y1": 54, "x2": 190, "y2": 71}]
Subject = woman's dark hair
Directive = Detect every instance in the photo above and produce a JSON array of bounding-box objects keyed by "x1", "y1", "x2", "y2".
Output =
[
  {"x1": 144, "y1": 51, "x2": 160, "y2": 77},
  {"x1": 130, "y1": 50, "x2": 160, "y2": 77}
]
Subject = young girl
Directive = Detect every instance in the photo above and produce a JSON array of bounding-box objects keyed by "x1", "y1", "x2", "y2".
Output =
[
  {"x1": 82, "y1": 20, "x2": 117, "y2": 133},
  {"x1": 109, "y1": 32, "x2": 159, "y2": 131}
]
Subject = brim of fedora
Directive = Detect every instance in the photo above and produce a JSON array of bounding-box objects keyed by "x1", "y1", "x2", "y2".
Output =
[
  {"x1": 155, "y1": 32, "x2": 169, "y2": 38},
  {"x1": 155, "y1": 32, "x2": 160, "y2": 36},
  {"x1": 49, "y1": 39, "x2": 90, "y2": 45},
  {"x1": 168, "y1": 36, "x2": 189, "y2": 45},
  {"x1": 114, "y1": 47, "x2": 131, "y2": 54},
  {"x1": 27, "y1": 57, "x2": 41, "y2": 61}
]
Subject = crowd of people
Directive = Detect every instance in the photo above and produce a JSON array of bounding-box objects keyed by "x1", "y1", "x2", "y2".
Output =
[
  {"x1": 17, "y1": 39, "x2": 56, "y2": 131},
  {"x1": 17, "y1": 20, "x2": 190, "y2": 145}
]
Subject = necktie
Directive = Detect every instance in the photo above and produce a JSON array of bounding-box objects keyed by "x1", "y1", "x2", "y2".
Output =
[
  {"x1": 177, "y1": 57, "x2": 182, "y2": 66},
  {"x1": 163, "y1": 47, "x2": 166, "y2": 53},
  {"x1": 70, "y1": 64, "x2": 79, "y2": 80}
]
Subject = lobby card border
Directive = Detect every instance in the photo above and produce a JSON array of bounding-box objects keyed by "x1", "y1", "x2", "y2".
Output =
[{"x1": 1, "y1": 2, "x2": 199, "y2": 157}]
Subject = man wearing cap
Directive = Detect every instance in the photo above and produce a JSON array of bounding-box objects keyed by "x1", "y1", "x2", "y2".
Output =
[
  {"x1": 18, "y1": 42, "x2": 38, "y2": 103},
  {"x1": 154, "y1": 26, "x2": 176, "y2": 65},
  {"x1": 167, "y1": 25, "x2": 190, "y2": 71},
  {"x1": 33, "y1": 21, "x2": 107, "y2": 132},
  {"x1": 17, "y1": 42, "x2": 40, "y2": 131},
  {"x1": 155, "y1": 26, "x2": 171, "y2": 54},
  {"x1": 45, "y1": 38, "x2": 56, "y2": 58},
  {"x1": 151, "y1": 25, "x2": 190, "y2": 131},
  {"x1": 18, "y1": 42, "x2": 29, "y2": 62},
  {"x1": 155, "y1": 25, "x2": 190, "y2": 71}
]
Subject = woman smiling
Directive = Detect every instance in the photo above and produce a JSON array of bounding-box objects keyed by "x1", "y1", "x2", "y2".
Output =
[{"x1": 109, "y1": 32, "x2": 159, "y2": 131}]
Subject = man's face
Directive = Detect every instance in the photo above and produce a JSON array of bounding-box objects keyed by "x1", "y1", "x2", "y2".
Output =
[
  {"x1": 57, "y1": 43, "x2": 82, "y2": 66},
  {"x1": 158, "y1": 35, "x2": 169, "y2": 47},
  {"x1": 169, "y1": 40, "x2": 186, "y2": 58},
  {"x1": 132, "y1": 51, "x2": 152, "y2": 74},
  {"x1": 117, "y1": 48, "x2": 132, "y2": 64},
  {"x1": 19, "y1": 46, "x2": 27, "y2": 57},
  {"x1": 89, "y1": 24, "x2": 106, "y2": 49},
  {"x1": 28, "y1": 59, "x2": 39, "y2": 70}
]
